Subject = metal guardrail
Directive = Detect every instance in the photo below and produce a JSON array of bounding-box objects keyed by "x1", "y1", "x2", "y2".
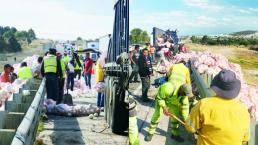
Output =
[
  {"x1": 191, "y1": 66, "x2": 215, "y2": 98},
  {"x1": 11, "y1": 78, "x2": 45, "y2": 145}
]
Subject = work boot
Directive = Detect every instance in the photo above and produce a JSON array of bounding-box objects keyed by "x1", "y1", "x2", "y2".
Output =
[
  {"x1": 144, "y1": 133, "x2": 153, "y2": 142},
  {"x1": 171, "y1": 134, "x2": 184, "y2": 142}
]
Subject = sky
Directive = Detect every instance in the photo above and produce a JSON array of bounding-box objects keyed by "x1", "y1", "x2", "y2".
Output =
[{"x1": 0, "y1": 0, "x2": 258, "y2": 40}]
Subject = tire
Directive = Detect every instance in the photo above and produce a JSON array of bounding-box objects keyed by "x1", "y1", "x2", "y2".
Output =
[{"x1": 111, "y1": 81, "x2": 129, "y2": 135}]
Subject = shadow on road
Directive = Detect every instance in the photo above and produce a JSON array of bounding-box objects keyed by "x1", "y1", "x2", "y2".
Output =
[
  {"x1": 164, "y1": 118, "x2": 195, "y2": 145},
  {"x1": 128, "y1": 91, "x2": 155, "y2": 108},
  {"x1": 137, "y1": 118, "x2": 167, "y2": 138},
  {"x1": 46, "y1": 115, "x2": 86, "y2": 145}
]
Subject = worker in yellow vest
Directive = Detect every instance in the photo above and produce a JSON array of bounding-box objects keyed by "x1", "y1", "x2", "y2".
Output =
[
  {"x1": 41, "y1": 48, "x2": 62, "y2": 102},
  {"x1": 57, "y1": 52, "x2": 66, "y2": 104},
  {"x1": 18, "y1": 62, "x2": 33, "y2": 79},
  {"x1": 74, "y1": 56, "x2": 83, "y2": 80},
  {"x1": 167, "y1": 61, "x2": 191, "y2": 86},
  {"x1": 145, "y1": 61, "x2": 192, "y2": 142},
  {"x1": 145, "y1": 83, "x2": 193, "y2": 142},
  {"x1": 128, "y1": 97, "x2": 140, "y2": 145},
  {"x1": 62, "y1": 51, "x2": 69, "y2": 65}
]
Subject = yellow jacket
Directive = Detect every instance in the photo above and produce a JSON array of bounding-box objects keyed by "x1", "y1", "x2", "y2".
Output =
[
  {"x1": 95, "y1": 59, "x2": 104, "y2": 82},
  {"x1": 167, "y1": 63, "x2": 191, "y2": 86},
  {"x1": 185, "y1": 97, "x2": 250, "y2": 145}
]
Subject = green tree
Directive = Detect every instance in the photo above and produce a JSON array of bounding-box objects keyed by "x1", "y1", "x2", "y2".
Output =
[
  {"x1": 190, "y1": 36, "x2": 200, "y2": 43},
  {"x1": 0, "y1": 26, "x2": 4, "y2": 35},
  {"x1": 201, "y1": 35, "x2": 208, "y2": 44},
  {"x1": 10, "y1": 27, "x2": 17, "y2": 33},
  {"x1": 8, "y1": 36, "x2": 21, "y2": 52},
  {"x1": 2, "y1": 31, "x2": 14, "y2": 40},
  {"x1": 28, "y1": 28, "x2": 36, "y2": 40},
  {"x1": 141, "y1": 31, "x2": 150, "y2": 43},
  {"x1": 15, "y1": 31, "x2": 28, "y2": 41},
  {"x1": 129, "y1": 28, "x2": 150, "y2": 44},
  {"x1": 0, "y1": 36, "x2": 7, "y2": 52},
  {"x1": 77, "y1": 37, "x2": 82, "y2": 41},
  {"x1": 3, "y1": 26, "x2": 10, "y2": 32}
]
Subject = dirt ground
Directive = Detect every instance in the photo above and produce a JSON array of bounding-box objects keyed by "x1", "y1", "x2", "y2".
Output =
[{"x1": 185, "y1": 43, "x2": 258, "y2": 86}]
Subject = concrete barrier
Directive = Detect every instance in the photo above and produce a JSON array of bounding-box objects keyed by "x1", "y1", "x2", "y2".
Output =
[
  {"x1": 11, "y1": 78, "x2": 45, "y2": 145},
  {"x1": 0, "y1": 78, "x2": 44, "y2": 145}
]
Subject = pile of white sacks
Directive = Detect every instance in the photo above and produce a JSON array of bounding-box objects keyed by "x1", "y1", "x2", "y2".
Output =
[
  {"x1": 44, "y1": 99, "x2": 100, "y2": 117},
  {"x1": 158, "y1": 51, "x2": 258, "y2": 120}
]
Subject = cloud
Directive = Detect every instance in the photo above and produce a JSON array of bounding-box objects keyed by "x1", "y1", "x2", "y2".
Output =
[
  {"x1": 131, "y1": 8, "x2": 258, "y2": 36},
  {"x1": 238, "y1": 7, "x2": 258, "y2": 14},
  {"x1": 184, "y1": 0, "x2": 223, "y2": 11},
  {"x1": 0, "y1": 0, "x2": 114, "y2": 40}
]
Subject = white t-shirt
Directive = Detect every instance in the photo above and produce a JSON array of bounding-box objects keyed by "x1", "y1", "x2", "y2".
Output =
[{"x1": 67, "y1": 63, "x2": 75, "y2": 73}]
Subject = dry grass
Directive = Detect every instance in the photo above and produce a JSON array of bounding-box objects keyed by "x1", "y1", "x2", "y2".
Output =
[
  {"x1": 0, "y1": 39, "x2": 50, "y2": 69},
  {"x1": 185, "y1": 43, "x2": 258, "y2": 86}
]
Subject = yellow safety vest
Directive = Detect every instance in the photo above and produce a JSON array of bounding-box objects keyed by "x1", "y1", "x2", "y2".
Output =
[
  {"x1": 62, "y1": 56, "x2": 69, "y2": 65},
  {"x1": 18, "y1": 66, "x2": 33, "y2": 79},
  {"x1": 156, "y1": 81, "x2": 180, "y2": 107},
  {"x1": 75, "y1": 60, "x2": 83, "y2": 70},
  {"x1": 44, "y1": 55, "x2": 57, "y2": 73},
  {"x1": 60, "y1": 59, "x2": 66, "y2": 78},
  {"x1": 168, "y1": 63, "x2": 191, "y2": 86}
]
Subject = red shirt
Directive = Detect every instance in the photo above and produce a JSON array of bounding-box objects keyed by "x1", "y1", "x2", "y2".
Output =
[
  {"x1": 84, "y1": 58, "x2": 93, "y2": 74},
  {"x1": 0, "y1": 72, "x2": 10, "y2": 83}
]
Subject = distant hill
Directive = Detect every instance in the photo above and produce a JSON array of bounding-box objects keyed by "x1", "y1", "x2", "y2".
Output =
[{"x1": 230, "y1": 30, "x2": 258, "y2": 38}]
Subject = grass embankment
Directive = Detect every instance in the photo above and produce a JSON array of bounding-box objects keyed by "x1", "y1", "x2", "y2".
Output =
[
  {"x1": 185, "y1": 43, "x2": 258, "y2": 86},
  {"x1": 34, "y1": 116, "x2": 45, "y2": 145},
  {"x1": 0, "y1": 39, "x2": 51, "y2": 69}
]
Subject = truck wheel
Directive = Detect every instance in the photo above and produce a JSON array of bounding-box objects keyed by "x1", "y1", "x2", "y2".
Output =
[{"x1": 111, "y1": 82, "x2": 128, "y2": 135}]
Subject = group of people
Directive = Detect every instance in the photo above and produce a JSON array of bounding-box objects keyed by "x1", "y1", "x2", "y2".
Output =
[
  {"x1": 129, "y1": 43, "x2": 250, "y2": 145},
  {"x1": 0, "y1": 47, "x2": 105, "y2": 109},
  {"x1": 0, "y1": 56, "x2": 43, "y2": 83},
  {"x1": 41, "y1": 48, "x2": 105, "y2": 108},
  {"x1": 129, "y1": 44, "x2": 156, "y2": 102}
]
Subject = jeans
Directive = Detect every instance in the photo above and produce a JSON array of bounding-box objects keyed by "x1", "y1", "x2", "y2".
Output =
[
  {"x1": 97, "y1": 92, "x2": 104, "y2": 107},
  {"x1": 58, "y1": 78, "x2": 65, "y2": 104},
  {"x1": 84, "y1": 73, "x2": 92, "y2": 89},
  {"x1": 141, "y1": 76, "x2": 150, "y2": 100},
  {"x1": 45, "y1": 74, "x2": 59, "y2": 101},
  {"x1": 67, "y1": 73, "x2": 74, "y2": 91},
  {"x1": 129, "y1": 64, "x2": 139, "y2": 82},
  {"x1": 150, "y1": 53, "x2": 155, "y2": 62},
  {"x1": 74, "y1": 69, "x2": 81, "y2": 80}
]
